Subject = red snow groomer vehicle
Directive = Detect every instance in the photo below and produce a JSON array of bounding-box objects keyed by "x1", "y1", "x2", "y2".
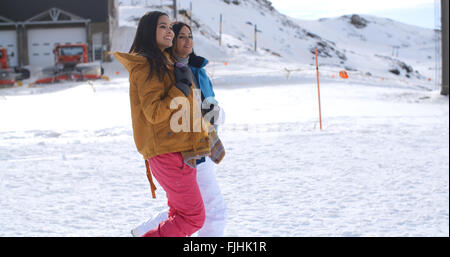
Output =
[
  {"x1": 0, "y1": 48, "x2": 30, "y2": 86},
  {"x1": 34, "y1": 43, "x2": 104, "y2": 84}
]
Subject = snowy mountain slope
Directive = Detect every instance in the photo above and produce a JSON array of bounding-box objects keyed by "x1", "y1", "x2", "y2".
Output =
[
  {"x1": 113, "y1": 0, "x2": 438, "y2": 87},
  {"x1": 116, "y1": 0, "x2": 347, "y2": 63},
  {"x1": 297, "y1": 14, "x2": 437, "y2": 79}
]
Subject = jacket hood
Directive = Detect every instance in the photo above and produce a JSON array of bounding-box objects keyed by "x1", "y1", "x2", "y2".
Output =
[
  {"x1": 113, "y1": 52, "x2": 148, "y2": 73},
  {"x1": 189, "y1": 55, "x2": 208, "y2": 69}
]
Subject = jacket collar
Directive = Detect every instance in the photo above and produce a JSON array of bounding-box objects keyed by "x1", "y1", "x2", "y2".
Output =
[{"x1": 189, "y1": 54, "x2": 208, "y2": 69}]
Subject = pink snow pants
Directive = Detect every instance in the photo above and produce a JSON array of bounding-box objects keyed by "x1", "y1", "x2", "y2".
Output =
[{"x1": 143, "y1": 152, "x2": 205, "y2": 237}]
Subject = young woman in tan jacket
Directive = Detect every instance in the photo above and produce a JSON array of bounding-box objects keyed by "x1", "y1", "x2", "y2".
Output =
[
  {"x1": 114, "y1": 11, "x2": 211, "y2": 237},
  {"x1": 131, "y1": 22, "x2": 228, "y2": 237}
]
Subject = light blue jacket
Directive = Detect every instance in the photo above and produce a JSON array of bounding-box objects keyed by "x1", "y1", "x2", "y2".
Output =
[{"x1": 190, "y1": 58, "x2": 218, "y2": 105}]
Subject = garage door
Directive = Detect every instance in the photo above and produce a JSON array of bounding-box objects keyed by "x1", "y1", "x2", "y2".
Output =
[
  {"x1": 27, "y1": 27, "x2": 86, "y2": 67},
  {"x1": 0, "y1": 30, "x2": 18, "y2": 67}
]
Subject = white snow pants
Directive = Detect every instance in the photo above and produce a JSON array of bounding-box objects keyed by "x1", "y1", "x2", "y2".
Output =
[{"x1": 134, "y1": 156, "x2": 227, "y2": 237}]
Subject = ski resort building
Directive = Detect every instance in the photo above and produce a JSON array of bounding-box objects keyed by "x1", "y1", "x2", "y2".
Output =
[{"x1": 0, "y1": 0, "x2": 118, "y2": 67}]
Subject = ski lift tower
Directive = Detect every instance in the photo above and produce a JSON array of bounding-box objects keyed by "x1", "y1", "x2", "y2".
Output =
[{"x1": 441, "y1": 0, "x2": 449, "y2": 95}]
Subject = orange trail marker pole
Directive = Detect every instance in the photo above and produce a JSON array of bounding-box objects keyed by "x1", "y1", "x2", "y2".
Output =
[{"x1": 314, "y1": 48, "x2": 323, "y2": 130}]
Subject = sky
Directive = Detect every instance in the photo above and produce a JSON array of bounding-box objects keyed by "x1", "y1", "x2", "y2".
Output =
[{"x1": 269, "y1": 0, "x2": 440, "y2": 29}]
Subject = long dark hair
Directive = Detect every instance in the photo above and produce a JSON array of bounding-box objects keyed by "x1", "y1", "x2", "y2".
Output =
[{"x1": 129, "y1": 11, "x2": 171, "y2": 82}]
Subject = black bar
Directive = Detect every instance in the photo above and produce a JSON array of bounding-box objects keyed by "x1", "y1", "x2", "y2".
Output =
[{"x1": 0, "y1": 237, "x2": 449, "y2": 256}]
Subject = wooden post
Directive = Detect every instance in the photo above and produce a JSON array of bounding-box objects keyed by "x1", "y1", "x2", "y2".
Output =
[
  {"x1": 219, "y1": 14, "x2": 223, "y2": 46},
  {"x1": 189, "y1": 0, "x2": 193, "y2": 28},
  {"x1": 254, "y1": 24, "x2": 257, "y2": 52},
  {"x1": 173, "y1": 0, "x2": 177, "y2": 20},
  {"x1": 315, "y1": 48, "x2": 323, "y2": 130}
]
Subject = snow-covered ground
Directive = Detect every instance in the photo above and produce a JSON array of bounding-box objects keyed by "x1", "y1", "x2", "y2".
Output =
[{"x1": 0, "y1": 71, "x2": 448, "y2": 236}]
